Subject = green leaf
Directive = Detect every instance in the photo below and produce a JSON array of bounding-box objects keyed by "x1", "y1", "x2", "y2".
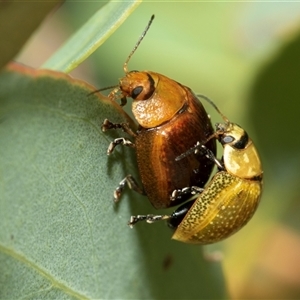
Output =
[
  {"x1": 0, "y1": 0, "x2": 62, "y2": 70},
  {"x1": 42, "y1": 0, "x2": 141, "y2": 72},
  {"x1": 0, "y1": 64, "x2": 226, "y2": 299}
]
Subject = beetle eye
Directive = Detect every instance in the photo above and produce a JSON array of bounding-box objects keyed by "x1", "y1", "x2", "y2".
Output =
[
  {"x1": 222, "y1": 136, "x2": 234, "y2": 144},
  {"x1": 233, "y1": 131, "x2": 249, "y2": 149},
  {"x1": 131, "y1": 86, "x2": 143, "y2": 99}
]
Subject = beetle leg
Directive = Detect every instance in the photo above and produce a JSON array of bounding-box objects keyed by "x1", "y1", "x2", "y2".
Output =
[
  {"x1": 128, "y1": 199, "x2": 199, "y2": 229},
  {"x1": 201, "y1": 146, "x2": 224, "y2": 170},
  {"x1": 102, "y1": 119, "x2": 137, "y2": 154},
  {"x1": 128, "y1": 214, "x2": 171, "y2": 228},
  {"x1": 167, "y1": 199, "x2": 196, "y2": 229},
  {"x1": 107, "y1": 137, "x2": 135, "y2": 155},
  {"x1": 175, "y1": 141, "x2": 207, "y2": 161},
  {"x1": 170, "y1": 186, "x2": 204, "y2": 201},
  {"x1": 102, "y1": 119, "x2": 137, "y2": 138},
  {"x1": 176, "y1": 142, "x2": 225, "y2": 171},
  {"x1": 120, "y1": 96, "x2": 127, "y2": 106},
  {"x1": 114, "y1": 174, "x2": 146, "y2": 202}
]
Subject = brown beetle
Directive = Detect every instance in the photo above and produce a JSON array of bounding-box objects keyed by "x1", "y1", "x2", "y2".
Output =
[{"x1": 99, "y1": 15, "x2": 216, "y2": 209}]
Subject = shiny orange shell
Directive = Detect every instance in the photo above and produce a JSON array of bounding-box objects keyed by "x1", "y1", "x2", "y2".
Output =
[{"x1": 126, "y1": 72, "x2": 216, "y2": 209}]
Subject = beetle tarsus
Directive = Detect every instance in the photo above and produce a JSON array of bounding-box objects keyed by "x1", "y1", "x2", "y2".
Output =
[
  {"x1": 128, "y1": 214, "x2": 170, "y2": 228},
  {"x1": 107, "y1": 138, "x2": 135, "y2": 155},
  {"x1": 101, "y1": 119, "x2": 115, "y2": 132},
  {"x1": 101, "y1": 119, "x2": 137, "y2": 137},
  {"x1": 171, "y1": 186, "x2": 204, "y2": 201},
  {"x1": 113, "y1": 178, "x2": 127, "y2": 202},
  {"x1": 114, "y1": 175, "x2": 145, "y2": 202}
]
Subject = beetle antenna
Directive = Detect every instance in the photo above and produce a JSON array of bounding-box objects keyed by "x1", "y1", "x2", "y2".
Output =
[
  {"x1": 197, "y1": 94, "x2": 230, "y2": 123},
  {"x1": 87, "y1": 84, "x2": 119, "y2": 96},
  {"x1": 123, "y1": 14, "x2": 155, "y2": 74}
]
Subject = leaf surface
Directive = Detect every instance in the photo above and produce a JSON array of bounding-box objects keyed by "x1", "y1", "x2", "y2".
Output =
[{"x1": 0, "y1": 64, "x2": 226, "y2": 299}]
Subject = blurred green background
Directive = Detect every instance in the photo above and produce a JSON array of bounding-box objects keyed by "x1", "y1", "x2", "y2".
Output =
[{"x1": 5, "y1": 0, "x2": 300, "y2": 298}]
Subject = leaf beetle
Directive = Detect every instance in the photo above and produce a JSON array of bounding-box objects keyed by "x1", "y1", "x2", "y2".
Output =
[
  {"x1": 98, "y1": 15, "x2": 217, "y2": 209},
  {"x1": 129, "y1": 95, "x2": 263, "y2": 244}
]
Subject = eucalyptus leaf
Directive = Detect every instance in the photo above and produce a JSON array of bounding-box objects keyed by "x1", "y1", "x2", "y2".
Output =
[
  {"x1": 0, "y1": 64, "x2": 226, "y2": 299},
  {"x1": 42, "y1": 0, "x2": 141, "y2": 72}
]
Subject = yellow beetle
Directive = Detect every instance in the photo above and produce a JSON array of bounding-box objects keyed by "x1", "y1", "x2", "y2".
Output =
[{"x1": 129, "y1": 96, "x2": 263, "y2": 245}]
